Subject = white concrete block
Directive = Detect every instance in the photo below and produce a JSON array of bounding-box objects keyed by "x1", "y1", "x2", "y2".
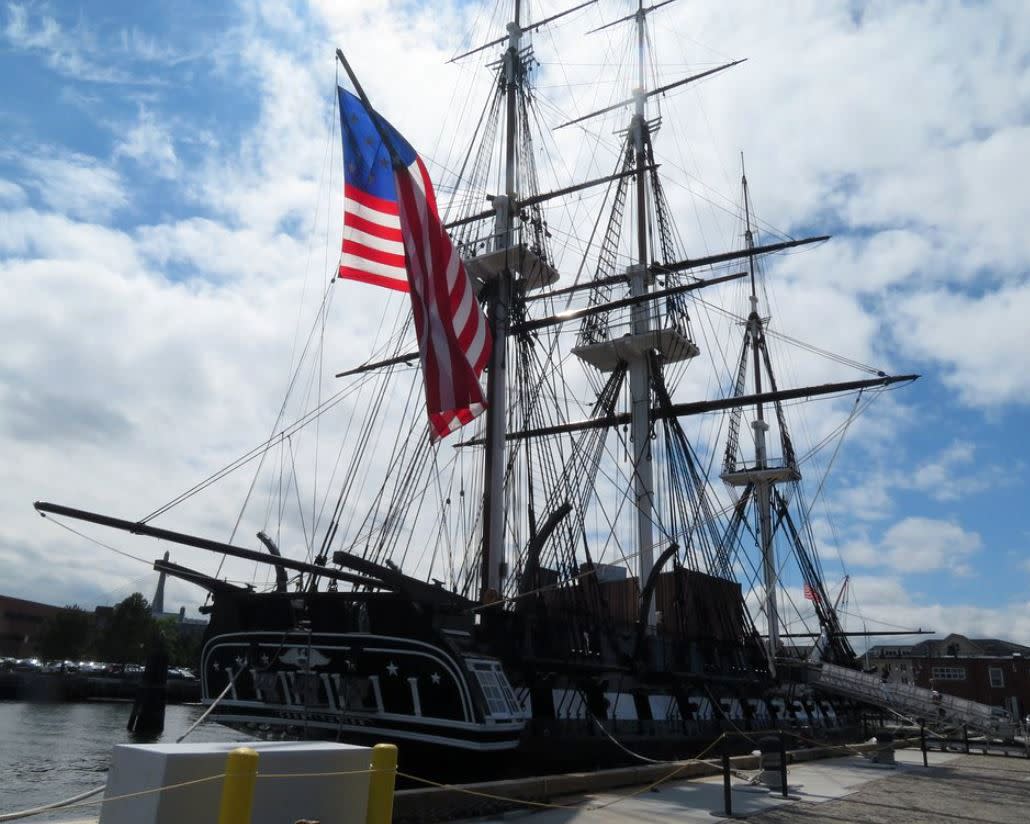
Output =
[{"x1": 99, "y1": 741, "x2": 371, "y2": 824}]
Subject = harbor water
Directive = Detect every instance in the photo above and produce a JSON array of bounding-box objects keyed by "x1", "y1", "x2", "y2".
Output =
[{"x1": 0, "y1": 701, "x2": 254, "y2": 821}]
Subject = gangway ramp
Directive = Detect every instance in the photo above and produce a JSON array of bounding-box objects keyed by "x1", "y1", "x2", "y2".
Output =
[{"x1": 814, "y1": 662, "x2": 1018, "y2": 740}]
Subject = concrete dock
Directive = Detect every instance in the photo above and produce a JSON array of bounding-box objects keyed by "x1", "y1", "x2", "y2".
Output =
[
  {"x1": 451, "y1": 749, "x2": 1029, "y2": 824},
  {"x1": 47, "y1": 747, "x2": 1030, "y2": 824}
]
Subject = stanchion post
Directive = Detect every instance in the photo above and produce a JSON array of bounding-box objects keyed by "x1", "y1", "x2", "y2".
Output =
[
  {"x1": 963, "y1": 724, "x2": 969, "y2": 754},
  {"x1": 217, "y1": 747, "x2": 259, "y2": 824},
  {"x1": 777, "y1": 732, "x2": 788, "y2": 798},
  {"x1": 919, "y1": 719, "x2": 928, "y2": 767},
  {"x1": 722, "y1": 747, "x2": 732, "y2": 817},
  {"x1": 366, "y1": 743, "x2": 398, "y2": 824}
]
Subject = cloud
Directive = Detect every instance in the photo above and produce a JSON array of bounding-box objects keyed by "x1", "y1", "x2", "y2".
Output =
[
  {"x1": 888, "y1": 519, "x2": 982, "y2": 576},
  {"x1": 0, "y1": 179, "x2": 25, "y2": 205},
  {"x1": 901, "y1": 440, "x2": 1007, "y2": 502},
  {"x1": 135, "y1": 217, "x2": 312, "y2": 284},
  {"x1": 775, "y1": 574, "x2": 1030, "y2": 648},
  {"x1": 3, "y1": 2, "x2": 161, "y2": 85},
  {"x1": 852, "y1": 516, "x2": 984, "y2": 574},
  {"x1": 113, "y1": 106, "x2": 179, "y2": 179},
  {"x1": 16, "y1": 150, "x2": 127, "y2": 220},
  {"x1": 823, "y1": 439, "x2": 1005, "y2": 525},
  {"x1": 3, "y1": 2, "x2": 57, "y2": 49},
  {"x1": 840, "y1": 574, "x2": 1030, "y2": 647},
  {"x1": 890, "y1": 282, "x2": 1030, "y2": 407},
  {"x1": 0, "y1": 207, "x2": 139, "y2": 267}
]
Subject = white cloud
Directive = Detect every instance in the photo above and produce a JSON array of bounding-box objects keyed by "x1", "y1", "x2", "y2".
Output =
[
  {"x1": 113, "y1": 106, "x2": 179, "y2": 179},
  {"x1": 842, "y1": 574, "x2": 1030, "y2": 647},
  {"x1": 0, "y1": 179, "x2": 25, "y2": 205},
  {"x1": 772, "y1": 574, "x2": 1030, "y2": 648},
  {"x1": 890, "y1": 283, "x2": 1030, "y2": 407},
  {"x1": 881, "y1": 516, "x2": 982, "y2": 574},
  {"x1": 135, "y1": 218, "x2": 308, "y2": 282},
  {"x1": 0, "y1": 208, "x2": 140, "y2": 271},
  {"x1": 17, "y1": 150, "x2": 127, "y2": 220},
  {"x1": 3, "y1": 2, "x2": 58, "y2": 50},
  {"x1": 901, "y1": 440, "x2": 1007, "y2": 502},
  {"x1": 831, "y1": 515, "x2": 984, "y2": 576},
  {"x1": 3, "y1": 2, "x2": 198, "y2": 85},
  {"x1": 822, "y1": 439, "x2": 1005, "y2": 526}
]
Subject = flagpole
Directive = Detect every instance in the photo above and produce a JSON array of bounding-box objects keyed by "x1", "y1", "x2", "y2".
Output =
[{"x1": 335, "y1": 48, "x2": 402, "y2": 167}]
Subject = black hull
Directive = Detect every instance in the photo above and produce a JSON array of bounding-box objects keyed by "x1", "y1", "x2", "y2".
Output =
[{"x1": 198, "y1": 586, "x2": 861, "y2": 778}]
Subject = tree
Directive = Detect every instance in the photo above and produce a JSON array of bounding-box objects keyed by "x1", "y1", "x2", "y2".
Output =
[
  {"x1": 156, "y1": 617, "x2": 203, "y2": 668},
  {"x1": 36, "y1": 606, "x2": 94, "y2": 661},
  {"x1": 97, "y1": 593, "x2": 157, "y2": 664}
]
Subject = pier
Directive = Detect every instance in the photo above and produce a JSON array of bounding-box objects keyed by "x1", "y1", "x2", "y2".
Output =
[
  {"x1": 34, "y1": 743, "x2": 1029, "y2": 824},
  {"x1": 430, "y1": 749, "x2": 1029, "y2": 824}
]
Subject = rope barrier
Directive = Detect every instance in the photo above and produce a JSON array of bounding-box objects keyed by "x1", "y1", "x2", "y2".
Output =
[
  {"x1": 0, "y1": 721, "x2": 927, "y2": 824},
  {"x1": 398, "y1": 732, "x2": 734, "y2": 813},
  {"x1": 0, "y1": 767, "x2": 382, "y2": 823},
  {"x1": 0, "y1": 774, "x2": 227, "y2": 821},
  {"x1": 0, "y1": 786, "x2": 106, "y2": 823},
  {"x1": 0, "y1": 718, "x2": 930, "y2": 822}
]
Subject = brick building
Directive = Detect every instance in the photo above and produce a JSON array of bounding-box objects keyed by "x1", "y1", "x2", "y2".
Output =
[
  {"x1": 866, "y1": 633, "x2": 1030, "y2": 719},
  {"x1": 0, "y1": 594, "x2": 62, "y2": 657}
]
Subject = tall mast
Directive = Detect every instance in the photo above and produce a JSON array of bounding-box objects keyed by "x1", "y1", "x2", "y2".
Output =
[
  {"x1": 480, "y1": 0, "x2": 522, "y2": 602},
  {"x1": 742, "y1": 160, "x2": 780, "y2": 661},
  {"x1": 629, "y1": 0, "x2": 657, "y2": 628}
]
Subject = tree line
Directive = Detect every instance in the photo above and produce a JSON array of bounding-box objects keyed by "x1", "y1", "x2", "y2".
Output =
[{"x1": 35, "y1": 593, "x2": 203, "y2": 668}]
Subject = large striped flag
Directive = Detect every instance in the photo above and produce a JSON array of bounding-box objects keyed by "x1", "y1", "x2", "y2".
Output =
[{"x1": 337, "y1": 88, "x2": 491, "y2": 440}]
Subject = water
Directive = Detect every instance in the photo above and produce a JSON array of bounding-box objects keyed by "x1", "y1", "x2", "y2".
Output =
[{"x1": 0, "y1": 702, "x2": 254, "y2": 821}]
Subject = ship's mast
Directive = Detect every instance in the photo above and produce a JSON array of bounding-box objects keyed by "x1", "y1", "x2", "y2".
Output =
[
  {"x1": 742, "y1": 163, "x2": 780, "y2": 660},
  {"x1": 480, "y1": 0, "x2": 522, "y2": 602},
  {"x1": 628, "y1": 0, "x2": 657, "y2": 628},
  {"x1": 718, "y1": 157, "x2": 810, "y2": 670}
]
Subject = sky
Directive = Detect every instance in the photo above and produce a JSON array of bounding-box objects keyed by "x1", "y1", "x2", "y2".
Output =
[{"x1": 0, "y1": 0, "x2": 1028, "y2": 648}]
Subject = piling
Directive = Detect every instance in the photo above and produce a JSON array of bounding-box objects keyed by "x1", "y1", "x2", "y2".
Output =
[
  {"x1": 126, "y1": 634, "x2": 169, "y2": 735},
  {"x1": 873, "y1": 728, "x2": 896, "y2": 765},
  {"x1": 777, "y1": 733, "x2": 788, "y2": 797},
  {"x1": 366, "y1": 743, "x2": 398, "y2": 824},
  {"x1": 721, "y1": 749, "x2": 733, "y2": 817},
  {"x1": 217, "y1": 747, "x2": 259, "y2": 824},
  {"x1": 757, "y1": 736, "x2": 784, "y2": 794}
]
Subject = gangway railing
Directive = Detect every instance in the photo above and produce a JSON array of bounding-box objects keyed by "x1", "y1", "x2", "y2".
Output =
[{"x1": 813, "y1": 662, "x2": 1018, "y2": 740}]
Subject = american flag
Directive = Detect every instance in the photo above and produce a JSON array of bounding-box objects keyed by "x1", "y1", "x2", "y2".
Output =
[
  {"x1": 339, "y1": 88, "x2": 410, "y2": 291},
  {"x1": 803, "y1": 582, "x2": 821, "y2": 604},
  {"x1": 337, "y1": 88, "x2": 491, "y2": 440}
]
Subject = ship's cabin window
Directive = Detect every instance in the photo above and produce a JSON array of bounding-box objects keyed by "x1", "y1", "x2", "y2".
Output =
[
  {"x1": 469, "y1": 660, "x2": 524, "y2": 719},
  {"x1": 989, "y1": 667, "x2": 1005, "y2": 688}
]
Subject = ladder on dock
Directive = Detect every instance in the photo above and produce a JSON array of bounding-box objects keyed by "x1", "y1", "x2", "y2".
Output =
[{"x1": 814, "y1": 662, "x2": 1019, "y2": 740}]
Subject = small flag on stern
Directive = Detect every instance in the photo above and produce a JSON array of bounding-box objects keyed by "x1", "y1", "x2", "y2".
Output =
[
  {"x1": 337, "y1": 87, "x2": 491, "y2": 440},
  {"x1": 803, "y1": 582, "x2": 821, "y2": 603}
]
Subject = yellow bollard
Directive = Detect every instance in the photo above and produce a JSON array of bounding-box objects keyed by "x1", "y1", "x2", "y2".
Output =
[
  {"x1": 365, "y1": 744, "x2": 398, "y2": 824},
  {"x1": 217, "y1": 747, "x2": 260, "y2": 824}
]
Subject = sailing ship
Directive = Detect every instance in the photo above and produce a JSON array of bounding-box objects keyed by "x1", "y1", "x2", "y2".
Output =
[{"x1": 35, "y1": 1, "x2": 917, "y2": 772}]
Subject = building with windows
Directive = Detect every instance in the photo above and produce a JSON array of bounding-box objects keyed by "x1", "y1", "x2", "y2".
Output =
[
  {"x1": 0, "y1": 594, "x2": 62, "y2": 657},
  {"x1": 866, "y1": 633, "x2": 1030, "y2": 719}
]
